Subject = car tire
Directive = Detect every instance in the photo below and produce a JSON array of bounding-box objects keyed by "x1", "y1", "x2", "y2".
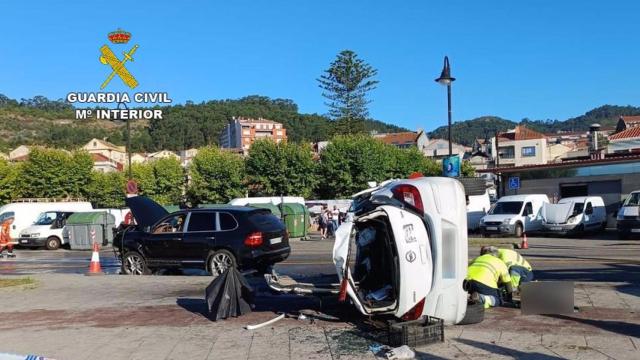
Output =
[
  {"x1": 121, "y1": 251, "x2": 150, "y2": 275},
  {"x1": 458, "y1": 302, "x2": 485, "y2": 325},
  {"x1": 208, "y1": 249, "x2": 237, "y2": 278},
  {"x1": 45, "y1": 236, "x2": 61, "y2": 250},
  {"x1": 515, "y1": 223, "x2": 523, "y2": 238}
]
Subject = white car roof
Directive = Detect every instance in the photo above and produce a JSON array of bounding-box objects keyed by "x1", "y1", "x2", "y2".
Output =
[{"x1": 497, "y1": 194, "x2": 548, "y2": 202}]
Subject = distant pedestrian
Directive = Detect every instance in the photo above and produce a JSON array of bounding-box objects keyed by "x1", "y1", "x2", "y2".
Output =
[
  {"x1": 318, "y1": 207, "x2": 328, "y2": 239},
  {"x1": 326, "y1": 208, "x2": 335, "y2": 238},
  {"x1": 0, "y1": 217, "x2": 16, "y2": 258},
  {"x1": 331, "y1": 206, "x2": 340, "y2": 229}
]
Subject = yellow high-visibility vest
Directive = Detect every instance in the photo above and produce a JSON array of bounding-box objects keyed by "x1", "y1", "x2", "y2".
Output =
[
  {"x1": 497, "y1": 249, "x2": 532, "y2": 271},
  {"x1": 466, "y1": 254, "x2": 511, "y2": 289}
]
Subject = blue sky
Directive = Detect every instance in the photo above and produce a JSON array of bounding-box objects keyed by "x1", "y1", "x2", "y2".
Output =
[{"x1": 1, "y1": 0, "x2": 639, "y2": 131}]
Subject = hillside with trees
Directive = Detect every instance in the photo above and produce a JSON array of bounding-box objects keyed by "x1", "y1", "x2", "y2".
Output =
[
  {"x1": 428, "y1": 105, "x2": 640, "y2": 146},
  {"x1": 0, "y1": 94, "x2": 407, "y2": 152}
]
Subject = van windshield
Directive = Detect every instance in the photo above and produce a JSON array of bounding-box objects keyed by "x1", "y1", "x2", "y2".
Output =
[
  {"x1": 34, "y1": 212, "x2": 57, "y2": 226},
  {"x1": 623, "y1": 193, "x2": 640, "y2": 206},
  {"x1": 572, "y1": 202, "x2": 584, "y2": 214},
  {"x1": 489, "y1": 201, "x2": 523, "y2": 215}
]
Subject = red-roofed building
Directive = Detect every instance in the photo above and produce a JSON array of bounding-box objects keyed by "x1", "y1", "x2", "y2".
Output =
[
  {"x1": 490, "y1": 126, "x2": 548, "y2": 167},
  {"x1": 615, "y1": 115, "x2": 640, "y2": 133},
  {"x1": 92, "y1": 153, "x2": 124, "y2": 172},
  {"x1": 608, "y1": 126, "x2": 640, "y2": 153},
  {"x1": 373, "y1": 130, "x2": 429, "y2": 151}
]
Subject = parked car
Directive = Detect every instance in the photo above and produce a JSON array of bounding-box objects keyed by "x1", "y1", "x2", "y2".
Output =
[
  {"x1": 114, "y1": 196, "x2": 290, "y2": 276},
  {"x1": 542, "y1": 196, "x2": 607, "y2": 235},
  {"x1": 17, "y1": 211, "x2": 75, "y2": 250},
  {"x1": 0, "y1": 201, "x2": 93, "y2": 240},
  {"x1": 616, "y1": 190, "x2": 640, "y2": 239},
  {"x1": 479, "y1": 194, "x2": 549, "y2": 237}
]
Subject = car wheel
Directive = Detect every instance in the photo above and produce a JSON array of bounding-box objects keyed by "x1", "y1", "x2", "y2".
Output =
[
  {"x1": 458, "y1": 302, "x2": 485, "y2": 325},
  {"x1": 45, "y1": 236, "x2": 61, "y2": 250},
  {"x1": 122, "y1": 252, "x2": 149, "y2": 275},
  {"x1": 209, "y1": 249, "x2": 236, "y2": 278},
  {"x1": 515, "y1": 223, "x2": 523, "y2": 238}
]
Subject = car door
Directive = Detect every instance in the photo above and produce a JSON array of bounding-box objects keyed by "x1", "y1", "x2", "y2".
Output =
[
  {"x1": 143, "y1": 213, "x2": 186, "y2": 265},
  {"x1": 181, "y1": 211, "x2": 217, "y2": 264},
  {"x1": 583, "y1": 202, "x2": 594, "y2": 228},
  {"x1": 333, "y1": 205, "x2": 432, "y2": 317},
  {"x1": 522, "y1": 202, "x2": 537, "y2": 231}
]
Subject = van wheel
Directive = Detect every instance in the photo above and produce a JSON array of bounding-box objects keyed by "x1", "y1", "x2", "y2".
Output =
[
  {"x1": 208, "y1": 249, "x2": 236, "y2": 278},
  {"x1": 45, "y1": 236, "x2": 61, "y2": 250},
  {"x1": 122, "y1": 252, "x2": 150, "y2": 275},
  {"x1": 458, "y1": 302, "x2": 485, "y2": 325},
  {"x1": 514, "y1": 224, "x2": 523, "y2": 238}
]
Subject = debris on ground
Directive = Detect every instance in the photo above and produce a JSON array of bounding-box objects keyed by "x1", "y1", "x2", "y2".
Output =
[
  {"x1": 205, "y1": 267, "x2": 253, "y2": 321},
  {"x1": 385, "y1": 345, "x2": 415, "y2": 359},
  {"x1": 246, "y1": 313, "x2": 285, "y2": 330}
]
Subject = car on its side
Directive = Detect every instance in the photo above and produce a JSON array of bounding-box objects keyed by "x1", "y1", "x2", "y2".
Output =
[{"x1": 114, "y1": 196, "x2": 290, "y2": 276}]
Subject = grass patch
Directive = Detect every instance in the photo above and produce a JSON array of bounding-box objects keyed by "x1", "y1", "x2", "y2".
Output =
[{"x1": 0, "y1": 277, "x2": 37, "y2": 289}]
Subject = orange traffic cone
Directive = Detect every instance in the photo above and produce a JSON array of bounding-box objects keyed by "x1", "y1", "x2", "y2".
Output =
[
  {"x1": 86, "y1": 242, "x2": 104, "y2": 276},
  {"x1": 520, "y1": 233, "x2": 529, "y2": 249}
]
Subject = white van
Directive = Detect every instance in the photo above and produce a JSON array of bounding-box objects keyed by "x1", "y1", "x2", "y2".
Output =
[
  {"x1": 616, "y1": 190, "x2": 640, "y2": 239},
  {"x1": 542, "y1": 196, "x2": 607, "y2": 235},
  {"x1": 18, "y1": 211, "x2": 76, "y2": 250},
  {"x1": 0, "y1": 201, "x2": 93, "y2": 240},
  {"x1": 467, "y1": 190, "x2": 491, "y2": 231},
  {"x1": 479, "y1": 194, "x2": 549, "y2": 236}
]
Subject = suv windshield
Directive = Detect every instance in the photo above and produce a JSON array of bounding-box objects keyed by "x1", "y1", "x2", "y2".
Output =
[
  {"x1": 623, "y1": 193, "x2": 640, "y2": 206},
  {"x1": 489, "y1": 201, "x2": 523, "y2": 215}
]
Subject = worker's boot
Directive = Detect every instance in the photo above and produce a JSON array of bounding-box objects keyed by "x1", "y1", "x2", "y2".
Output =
[{"x1": 470, "y1": 292, "x2": 481, "y2": 304}]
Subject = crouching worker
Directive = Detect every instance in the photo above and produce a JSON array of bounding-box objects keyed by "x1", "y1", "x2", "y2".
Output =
[
  {"x1": 483, "y1": 246, "x2": 533, "y2": 289},
  {"x1": 466, "y1": 251, "x2": 514, "y2": 308}
]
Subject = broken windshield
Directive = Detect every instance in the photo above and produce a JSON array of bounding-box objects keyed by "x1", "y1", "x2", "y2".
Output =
[{"x1": 489, "y1": 201, "x2": 523, "y2": 215}]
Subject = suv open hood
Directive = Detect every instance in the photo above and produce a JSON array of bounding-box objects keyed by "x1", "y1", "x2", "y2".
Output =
[{"x1": 125, "y1": 196, "x2": 169, "y2": 228}]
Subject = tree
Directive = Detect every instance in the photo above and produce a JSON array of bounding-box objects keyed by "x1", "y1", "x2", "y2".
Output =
[
  {"x1": 19, "y1": 148, "x2": 93, "y2": 198},
  {"x1": 0, "y1": 159, "x2": 21, "y2": 204},
  {"x1": 130, "y1": 158, "x2": 184, "y2": 205},
  {"x1": 318, "y1": 50, "x2": 379, "y2": 135},
  {"x1": 87, "y1": 171, "x2": 126, "y2": 208},
  {"x1": 461, "y1": 160, "x2": 476, "y2": 177},
  {"x1": 245, "y1": 139, "x2": 317, "y2": 198},
  {"x1": 390, "y1": 147, "x2": 440, "y2": 178},
  {"x1": 316, "y1": 135, "x2": 393, "y2": 198},
  {"x1": 187, "y1": 147, "x2": 245, "y2": 205}
]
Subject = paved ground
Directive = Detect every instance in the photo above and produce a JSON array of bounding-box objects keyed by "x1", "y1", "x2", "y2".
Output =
[{"x1": 0, "y1": 232, "x2": 639, "y2": 359}]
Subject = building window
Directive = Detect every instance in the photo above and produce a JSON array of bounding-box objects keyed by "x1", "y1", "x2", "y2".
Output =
[
  {"x1": 521, "y1": 146, "x2": 536, "y2": 157},
  {"x1": 499, "y1": 146, "x2": 515, "y2": 159}
]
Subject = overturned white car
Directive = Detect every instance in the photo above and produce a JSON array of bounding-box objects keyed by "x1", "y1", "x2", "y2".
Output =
[{"x1": 268, "y1": 177, "x2": 473, "y2": 325}]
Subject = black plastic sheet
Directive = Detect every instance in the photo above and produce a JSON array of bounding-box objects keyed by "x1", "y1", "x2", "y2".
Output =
[{"x1": 205, "y1": 267, "x2": 254, "y2": 321}]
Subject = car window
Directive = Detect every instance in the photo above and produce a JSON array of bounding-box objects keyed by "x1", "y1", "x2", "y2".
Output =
[
  {"x1": 489, "y1": 201, "x2": 523, "y2": 215},
  {"x1": 585, "y1": 202, "x2": 593, "y2": 214},
  {"x1": 219, "y1": 212, "x2": 238, "y2": 231},
  {"x1": 523, "y1": 202, "x2": 533, "y2": 216},
  {"x1": 248, "y1": 210, "x2": 283, "y2": 231},
  {"x1": 187, "y1": 212, "x2": 216, "y2": 232},
  {"x1": 623, "y1": 193, "x2": 640, "y2": 206},
  {"x1": 35, "y1": 212, "x2": 58, "y2": 225},
  {"x1": 152, "y1": 214, "x2": 186, "y2": 234}
]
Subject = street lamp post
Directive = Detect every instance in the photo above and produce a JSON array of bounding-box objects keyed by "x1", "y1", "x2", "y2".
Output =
[
  {"x1": 117, "y1": 102, "x2": 132, "y2": 180},
  {"x1": 435, "y1": 56, "x2": 456, "y2": 156}
]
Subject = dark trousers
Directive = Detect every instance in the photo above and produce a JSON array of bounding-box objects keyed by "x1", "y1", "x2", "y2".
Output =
[
  {"x1": 510, "y1": 265, "x2": 534, "y2": 283},
  {"x1": 467, "y1": 279, "x2": 502, "y2": 306}
]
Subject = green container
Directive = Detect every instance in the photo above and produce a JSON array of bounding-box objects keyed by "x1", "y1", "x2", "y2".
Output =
[
  {"x1": 64, "y1": 211, "x2": 116, "y2": 249},
  {"x1": 248, "y1": 203, "x2": 282, "y2": 218},
  {"x1": 280, "y1": 203, "x2": 310, "y2": 239}
]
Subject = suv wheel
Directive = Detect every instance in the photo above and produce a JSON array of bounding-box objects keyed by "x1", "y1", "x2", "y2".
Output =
[
  {"x1": 209, "y1": 249, "x2": 236, "y2": 278},
  {"x1": 45, "y1": 236, "x2": 61, "y2": 250},
  {"x1": 122, "y1": 252, "x2": 149, "y2": 275}
]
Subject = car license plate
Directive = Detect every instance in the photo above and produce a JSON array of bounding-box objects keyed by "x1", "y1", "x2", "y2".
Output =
[
  {"x1": 486, "y1": 226, "x2": 498, "y2": 231},
  {"x1": 551, "y1": 227, "x2": 562, "y2": 231},
  {"x1": 631, "y1": 229, "x2": 640, "y2": 233},
  {"x1": 270, "y1": 237, "x2": 282, "y2": 244},
  {"x1": 20, "y1": 239, "x2": 29, "y2": 244}
]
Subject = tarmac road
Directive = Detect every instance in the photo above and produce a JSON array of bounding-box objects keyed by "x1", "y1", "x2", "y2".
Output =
[{"x1": 1, "y1": 231, "x2": 639, "y2": 283}]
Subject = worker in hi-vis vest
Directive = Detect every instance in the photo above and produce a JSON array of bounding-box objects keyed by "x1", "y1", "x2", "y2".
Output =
[
  {"x1": 466, "y1": 252, "x2": 514, "y2": 308},
  {"x1": 482, "y1": 246, "x2": 533, "y2": 288}
]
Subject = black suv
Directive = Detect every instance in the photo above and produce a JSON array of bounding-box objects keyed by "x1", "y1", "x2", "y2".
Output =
[{"x1": 114, "y1": 196, "x2": 290, "y2": 276}]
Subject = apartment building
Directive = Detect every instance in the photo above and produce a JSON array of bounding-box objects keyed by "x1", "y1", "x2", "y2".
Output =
[
  {"x1": 219, "y1": 117, "x2": 287, "y2": 154},
  {"x1": 491, "y1": 126, "x2": 548, "y2": 167}
]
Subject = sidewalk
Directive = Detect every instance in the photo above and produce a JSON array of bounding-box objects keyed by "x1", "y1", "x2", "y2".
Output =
[{"x1": 0, "y1": 274, "x2": 638, "y2": 359}]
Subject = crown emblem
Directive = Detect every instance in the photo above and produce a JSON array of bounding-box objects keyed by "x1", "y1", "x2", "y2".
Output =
[{"x1": 108, "y1": 29, "x2": 131, "y2": 44}]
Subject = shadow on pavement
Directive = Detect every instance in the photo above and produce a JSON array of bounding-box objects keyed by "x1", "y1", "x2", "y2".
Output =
[
  {"x1": 545, "y1": 314, "x2": 640, "y2": 338},
  {"x1": 534, "y1": 263, "x2": 640, "y2": 283},
  {"x1": 176, "y1": 298, "x2": 209, "y2": 318},
  {"x1": 616, "y1": 283, "x2": 640, "y2": 298},
  {"x1": 454, "y1": 338, "x2": 565, "y2": 360}
]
